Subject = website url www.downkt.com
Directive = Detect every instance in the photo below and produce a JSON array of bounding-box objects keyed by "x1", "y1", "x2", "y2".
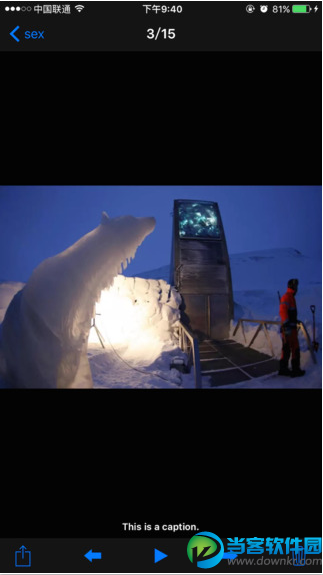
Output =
[{"x1": 228, "y1": 557, "x2": 322, "y2": 567}]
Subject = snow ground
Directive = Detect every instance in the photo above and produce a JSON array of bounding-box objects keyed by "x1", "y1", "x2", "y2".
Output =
[{"x1": 0, "y1": 248, "x2": 321, "y2": 389}]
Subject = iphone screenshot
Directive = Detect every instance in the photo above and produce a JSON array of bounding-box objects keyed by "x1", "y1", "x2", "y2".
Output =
[{"x1": 0, "y1": 2, "x2": 322, "y2": 574}]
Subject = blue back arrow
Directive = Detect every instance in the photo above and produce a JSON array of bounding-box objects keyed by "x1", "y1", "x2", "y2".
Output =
[
  {"x1": 84, "y1": 549, "x2": 102, "y2": 562},
  {"x1": 154, "y1": 549, "x2": 168, "y2": 563},
  {"x1": 10, "y1": 26, "x2": 20, "y2": 42}
]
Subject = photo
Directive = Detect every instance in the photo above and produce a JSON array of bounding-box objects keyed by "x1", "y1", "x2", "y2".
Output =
[{"x1": 0, "y1": 185, "x2": 321, "y2": 389}]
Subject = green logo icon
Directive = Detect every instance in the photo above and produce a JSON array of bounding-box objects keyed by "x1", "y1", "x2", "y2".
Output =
[{"x1": 187, "y1": 532, "x2": 224, "y2": 569}]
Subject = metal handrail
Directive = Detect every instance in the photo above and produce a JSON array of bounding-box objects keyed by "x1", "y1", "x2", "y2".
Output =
[
  {"x1": 233, "y1": 318, "x2": 317, "y2": 364},
  {"x1": 178, "y1": 322, "x2": 202, "y2": 388}
]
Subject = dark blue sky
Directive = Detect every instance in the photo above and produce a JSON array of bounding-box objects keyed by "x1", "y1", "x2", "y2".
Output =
[{"x1": 0, "y1": 186, "x2": 321, "y2": 282}]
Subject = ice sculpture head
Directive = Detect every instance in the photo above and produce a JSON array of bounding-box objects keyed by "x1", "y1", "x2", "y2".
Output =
[
  {"x1": 101, "y1": 211, "x2": 156, "y2": 237},
  {"x1": 100, "y1": 211, "x2": 156, "y2": 271}
]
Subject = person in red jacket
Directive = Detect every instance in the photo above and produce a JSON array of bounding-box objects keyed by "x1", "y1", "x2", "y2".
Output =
[{"x1": 279, "y1": 278, "x2": 305, "y2": 377}]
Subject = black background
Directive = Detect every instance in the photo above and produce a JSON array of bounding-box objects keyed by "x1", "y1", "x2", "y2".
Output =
[{"x1": 1, "y1": 0, "x2": 322, "y2": 558}]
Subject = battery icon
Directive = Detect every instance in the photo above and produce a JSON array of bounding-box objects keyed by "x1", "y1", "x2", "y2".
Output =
[{"x1": 292, "y1": 5, "x2": 311, "y2": 12}]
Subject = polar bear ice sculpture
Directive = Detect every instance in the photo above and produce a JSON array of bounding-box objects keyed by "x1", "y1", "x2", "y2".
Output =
[{"x1": 2, "y1": 212, "x2": 156, "y2": 388}]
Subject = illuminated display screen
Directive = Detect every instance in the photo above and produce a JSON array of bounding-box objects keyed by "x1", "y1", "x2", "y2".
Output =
[{"x1": 178, "y1": 202, "x2": 221, "y2": 239}]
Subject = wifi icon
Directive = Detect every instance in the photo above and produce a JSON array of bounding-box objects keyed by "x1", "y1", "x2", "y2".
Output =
[{"x1": 75, "y1": 4, "x2": 84, "y2": 12}]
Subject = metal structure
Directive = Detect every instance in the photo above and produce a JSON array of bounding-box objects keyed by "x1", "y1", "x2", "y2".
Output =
[
  {"x1": 170, "y1": 199, "x2": 233, "y2": 340},
  {"x1": 177, "y1": 333, "x2": 280, "y2": 388},
  {"x1": 178, "y1": 321, "x2": 202, "y2": 388},
  {"x1": 90, "y1": 314, "x2": 105, "y2": 349}
]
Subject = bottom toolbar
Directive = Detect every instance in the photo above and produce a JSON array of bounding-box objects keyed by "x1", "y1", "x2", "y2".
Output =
[
  {"x1": 2, "y1": 537, "x2": 322, "y2": 573},
  {"x1": 0, "y1": 538, "x2": 197, "y2": 573}
]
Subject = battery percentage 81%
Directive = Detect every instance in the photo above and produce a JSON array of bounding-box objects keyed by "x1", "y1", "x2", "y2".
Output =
[{"x1": 272, "y1": 5, "x2": 291, "y2": 12}]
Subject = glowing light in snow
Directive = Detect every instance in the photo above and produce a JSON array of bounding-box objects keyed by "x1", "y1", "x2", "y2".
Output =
[
  {"x1": 88, "y1": 275, "x2": 182, "y2": 365},
  {"x1": 91, "y1": 289, "x2": 148, "y2": 346}
]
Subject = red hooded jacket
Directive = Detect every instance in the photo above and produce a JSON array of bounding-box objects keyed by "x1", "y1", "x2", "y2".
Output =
[{"x1": 279, "y1": 287, "x2": 298, "y2": 327}]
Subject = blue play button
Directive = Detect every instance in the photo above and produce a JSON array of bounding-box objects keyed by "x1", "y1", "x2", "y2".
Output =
[{"x1": 154, "y1": 548, "x2": 168, "y2": 563}]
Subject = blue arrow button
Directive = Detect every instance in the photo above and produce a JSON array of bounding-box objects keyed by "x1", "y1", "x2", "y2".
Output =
[
  {"x1": 84, "y1": 549, "x2": 102, "y2": 562},
  {"x1": 10, "y1": 25, "x2": 20, "y2": 42},
  {"x1": 154, "y1": 549, "x2": 168, "y2": 563}
]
